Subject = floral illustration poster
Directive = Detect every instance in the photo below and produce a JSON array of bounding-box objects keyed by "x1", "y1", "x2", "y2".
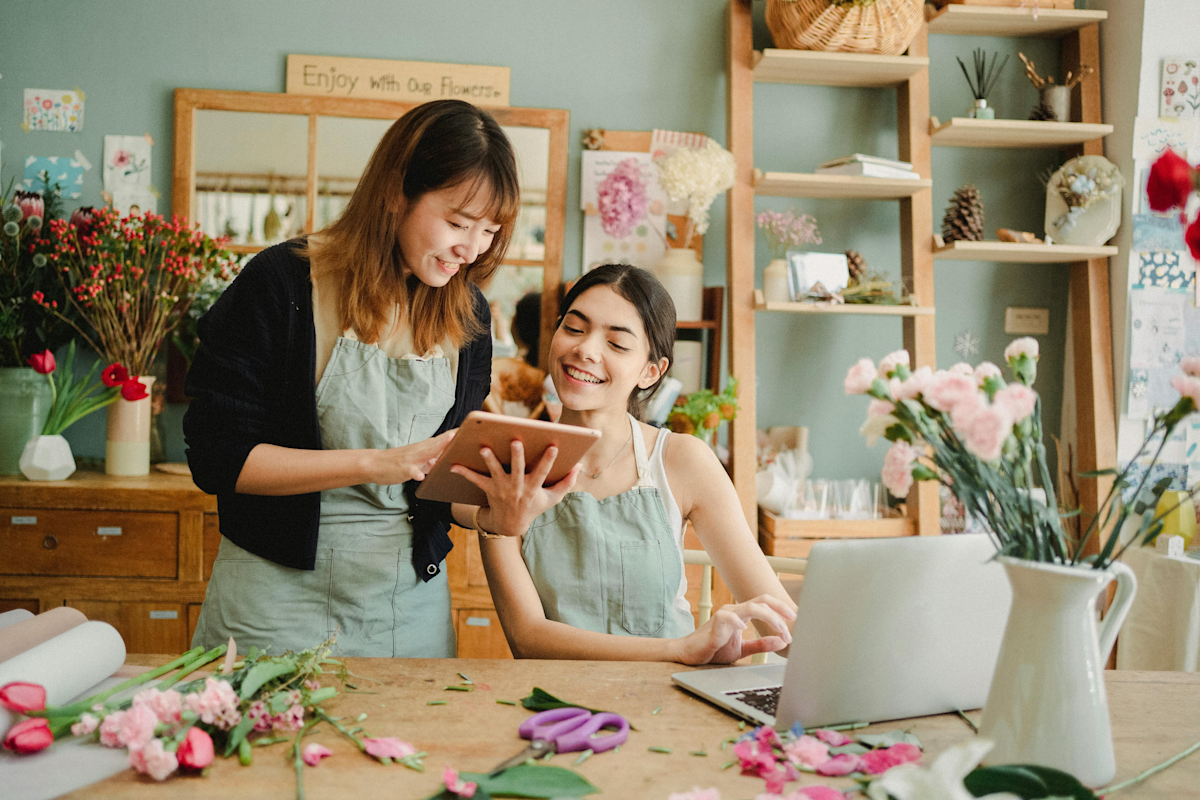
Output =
[
  {"x1": 1161, "y1": 58, "x2": 1200, "y2": 120},
  {"x1": 24, "y1": 155, "x2": 84, "y2": 199},
  {"x1": 103, "y1": 135, "x2": 152, "y2": 194},
  {"x1": 580, "y1": 150, "x2": 667, "y2": 273},
  {"x1": 23, "y1": 88, "x2": 84, "y2": 132}
]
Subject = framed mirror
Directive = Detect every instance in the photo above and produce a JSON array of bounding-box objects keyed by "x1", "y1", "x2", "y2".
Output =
[{"x1": 173, "y1": 88, "x2": 568, "y2": 367}]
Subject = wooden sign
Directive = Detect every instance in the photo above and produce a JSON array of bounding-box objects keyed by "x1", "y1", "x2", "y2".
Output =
[{"x1": 285, "y1": 54, "x2": 510, "y2": 106}]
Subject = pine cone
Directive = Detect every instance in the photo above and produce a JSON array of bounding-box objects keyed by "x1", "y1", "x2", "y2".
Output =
[
  {"x1": 845, "y1": 249, "x2": 867, "y2": 284},
  {"x1": 942, "y1": 184, "x2": 984, "y2": 243},
  {"x1": 1028, "y1": 101, "x2": 1058, "y2": 121}
]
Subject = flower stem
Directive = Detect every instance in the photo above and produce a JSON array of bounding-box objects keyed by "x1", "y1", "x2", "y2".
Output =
[
  {"x1": 1100, "y1": 736, "x2": 1200, "y2": 794},
  {"x1": 314, "y1": 707, "x2": 365, "y2": 752},
  {"x1": 155, "y1": 645, "x2": 227, "y2": 690},
  {"x1": 39, "y1": 646, "x2": 205, "y2": 718},
  {"x1": 293, "y1": 718, "x2": 319, "y2": 800}
]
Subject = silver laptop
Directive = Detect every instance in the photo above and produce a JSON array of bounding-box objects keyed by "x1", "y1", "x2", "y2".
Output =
[{"x1": 672, "y1": 533, "x2": 1011, "y2": 729}]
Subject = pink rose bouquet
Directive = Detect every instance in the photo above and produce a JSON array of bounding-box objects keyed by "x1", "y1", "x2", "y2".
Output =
[{"x1": 846, "y1": 337, "x2": 1200, "y2": 569}]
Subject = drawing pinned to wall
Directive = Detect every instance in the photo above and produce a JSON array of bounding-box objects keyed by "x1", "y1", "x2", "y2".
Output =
[
  {"x1": 1135, "y1": 251, "x2": 1195, "y2": 292},
  {"x1": 23, "y1": 88, "x2": 84, "y2": 132},
  {"x1": 1161, "y1": 58, "x2": 1200, "y2": 120},
  {"x1": 23, "y1": 155, "x2": 84, "y2": 199},
  {"x1": 111, "y1": 186, "x2": 157, "y2": 216},
  {"x1": 580, "y1": 151, "x2": 667, "y2": 272},
  {"x1": 103, "y1": 135, "x2": 151, "y2": 192},
  {"x1": 1132, "y1": 213, "x2": 1186, "y2": 253}
]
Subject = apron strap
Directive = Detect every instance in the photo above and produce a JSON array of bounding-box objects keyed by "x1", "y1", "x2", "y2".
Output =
[{"x1": 628, "y1": 413, "x2": 654, "y2": 488}]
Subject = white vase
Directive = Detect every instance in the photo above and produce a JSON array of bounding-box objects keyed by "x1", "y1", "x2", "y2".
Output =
[
  {"x1": 978, "y1": 557, "x2": 1138, "y2": 787},
  {"x1": 763, "y1": 258, "x2": 791, "y2": 303},
  {"x1": 19, "y1": 435, "x2": 76, "y2": 481},
  {"x1": 653, "y1": 247, "x2": 704, "y2": 322},
  {"x1": 106, "y1": 376, "x2": 155, "y2": 476}
]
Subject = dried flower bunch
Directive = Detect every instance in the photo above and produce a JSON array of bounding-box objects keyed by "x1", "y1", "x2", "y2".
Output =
[
  {"x1": 1047, "y1": 155, "x2": 1123, "y2": 236},
  {"x1": 1019, "y1": 52, "x2": 1093, "y2": 92},
  {"x1": 654, "y1": 138, "x2": 736, "y2": 248},
  {"x1": 755, "y1": 208, "x2": 821, "y2": 260}
]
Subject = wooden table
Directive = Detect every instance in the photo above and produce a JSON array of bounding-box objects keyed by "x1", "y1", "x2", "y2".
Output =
[{"x1": 68, "y1": 659, "x2": 1200, "y2": 799}]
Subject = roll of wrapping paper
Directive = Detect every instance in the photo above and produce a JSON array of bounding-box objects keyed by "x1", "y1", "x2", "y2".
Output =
[
  {"x1": 0, "y1": 609, "x2": 34, "y2": 631},
  {"x1": 0, "y1": 606, "x2": 88, "y2": 664},
  {"x1": 0, "y1": 621, "x2": 126, "y2": 736}
]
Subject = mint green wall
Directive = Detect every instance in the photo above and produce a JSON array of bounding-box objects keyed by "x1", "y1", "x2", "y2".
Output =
[{"x1": 1, "y1": 0, "x2": 1075, "y2": 481}]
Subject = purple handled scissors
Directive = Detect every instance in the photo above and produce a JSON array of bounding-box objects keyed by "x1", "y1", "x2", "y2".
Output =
[{"x1": 489, "y1": 707, "x2": 630, "y2": 775}]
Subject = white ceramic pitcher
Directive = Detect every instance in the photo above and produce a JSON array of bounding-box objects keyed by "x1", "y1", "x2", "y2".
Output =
[{"x1": 978, "y1": 556, "x2": 1138, "y2": 788}]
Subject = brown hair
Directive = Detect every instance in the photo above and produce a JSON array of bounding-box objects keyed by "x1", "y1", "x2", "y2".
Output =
[
  {"x1": 303, "y1": 100, "x2": 519, "y2": 352},
  {"x1": 558, "y1": 264, "x2": 676, "y2": 418}
]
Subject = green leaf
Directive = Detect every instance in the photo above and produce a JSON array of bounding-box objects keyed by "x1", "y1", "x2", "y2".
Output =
[
  {"x1": 464, "y1": 764, "x2": 599, "y2": 798},
  {"x1": 520, "y1": 688, "x2": 603, "y2": 715},
  {"x1": 239, "y1": 660, "x2": 295, "y2": 699},
  {"x1": 268, "y1": 691, "x2": 294, "y2": 714},
  {"x1": 1079, "y1": 468, "x2": 1118, "y2": 477},
  {"x1": 964, "y1": 764, "x2": 1097, "y2": 800},
  {"x1": 856, "y1": 729, "x2": 916, "y2": 749},
  {"x1": 828, "y1": 743, "x2": 869, "y2": 756},
  {"x1": 223, "y1": 714, "x2": 256, "y2": 757}
]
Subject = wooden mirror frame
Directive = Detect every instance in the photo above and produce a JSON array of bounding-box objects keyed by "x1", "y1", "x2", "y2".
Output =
[{"x1": 172, "y1": 88, "x2": 569, "y2": 367}]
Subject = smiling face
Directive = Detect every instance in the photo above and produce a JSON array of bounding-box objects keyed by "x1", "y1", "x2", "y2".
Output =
[
  {"x1": 397, "y1": 180, "x2": 501, "y2": 288},
  {"x1": 550, "y1": 285, "x2": 667, "y2": 413}
]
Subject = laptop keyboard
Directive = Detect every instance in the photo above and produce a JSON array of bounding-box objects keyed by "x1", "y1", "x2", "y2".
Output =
[{"x1": 725, "y1": 686, "x2": 781, "y2": 716}]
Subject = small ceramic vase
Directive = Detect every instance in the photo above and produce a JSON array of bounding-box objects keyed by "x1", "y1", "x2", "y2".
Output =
[
  {"x1": 763, "y1": 258, "x2": 791, "y2": 303},
  {"x1": 19, "y1": 435, "x2": 76, "y2": 481},
  {"x1": 106, "y1": 376, "x2": 156, "y2": 476},
  {"x1": 1042, "y1": 85, "x2": 1071, "y2": 123},
  {"x1": 970, "y1": 98, "x2": 995, "y2": 120},
  {"x1": 653, "y1": 247, "x2": 704, "y2": 322}
]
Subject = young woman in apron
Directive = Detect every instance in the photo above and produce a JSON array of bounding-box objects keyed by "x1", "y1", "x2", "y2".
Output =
[
  {"x1": 184, "y1": 99, "x2": 519, "y2": 657},
  {"x1": 452, "y1": 265, "x2": 798, "y2": 665}
]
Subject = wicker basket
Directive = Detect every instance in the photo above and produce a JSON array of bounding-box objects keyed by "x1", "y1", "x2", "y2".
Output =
[{"x1": 765, "y1": 0, "x2": 925, "y2": 56}]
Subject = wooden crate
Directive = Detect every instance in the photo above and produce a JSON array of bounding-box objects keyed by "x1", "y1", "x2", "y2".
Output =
[{"x1": 758, "y1": 507, "x2": 916, "y2": 557}]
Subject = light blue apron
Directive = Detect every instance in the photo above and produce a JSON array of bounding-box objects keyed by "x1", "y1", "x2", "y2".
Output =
[
  {"x1": 521, "y1": 414, "x2": 695, "y2": 638},
  {"x1": 193, "y1": 337, "x2": 457, "y2": 657}
]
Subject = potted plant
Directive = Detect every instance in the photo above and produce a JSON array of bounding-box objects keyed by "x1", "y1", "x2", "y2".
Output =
[
  {"x1": 38, "y1": 207, "x2": 236, "y2": 476},
  {"x1": 667, "y1": 378, "x2": 739, "y2": 454}
]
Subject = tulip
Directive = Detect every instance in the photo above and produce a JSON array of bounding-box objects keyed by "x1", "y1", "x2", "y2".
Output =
[
  {"x1": 121, "y1": 379, "x2": 149, "y2": 401},
  {"x1": 101, "y1": 363, "x2": 129, "y2": 387},
  {"x1": 0, "y1": 682, "x2": 47, "y2": 714},
  {"x1": 1146, "y1": 148, "x2": 1196, "y2": 212},
  {"x1": 2, "y1": 717, "x2": 53, "y2": 754},
  {"x1": 26, "y1": 350, "x2": 55, "y2": 375},
  {"x1": 176, "y1": 727, "x2": 214, "y2": 770},
  {"x1": 12, "y1": 190, "x2": 44, "y2": 223}
]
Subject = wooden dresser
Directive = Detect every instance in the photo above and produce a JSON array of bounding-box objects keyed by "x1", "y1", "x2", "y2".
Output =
[{"x1": 0, "y1": 472, "x2": 513, "y2": 657}]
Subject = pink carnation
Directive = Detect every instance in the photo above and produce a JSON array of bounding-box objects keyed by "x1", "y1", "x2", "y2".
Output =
[
  {"x1": 443, "y1": 766, "x2": 478, "y2": 798},
  {"x1": 813, "y1": 729, "x2": 851, "y2": 747},
  {"x1": 844, "y1": 358, "x2": 877, "y2": 395},
  {"x1": 132, "y1": 687, "x2": 183, "y2": 725},
  {"x1": 923, "y1": 371, "x2": 978, "y2": 413},
  {"x1": 184, "y1": 678, "x2": 241, "y2": 730},
  {"x1": 877, "y1": 350, "x2": 910, "y2": 379},
  {"x1": 815, "y1": 753, "x2": 862, "y2": 776},
  {"x1": 302, "y1": 743, "x2": 333, "y2": 766},
  {"x1": 973, "y1": 361, "x2": 1002, "y2": 387},
  {"x1": 363, "y1": 737, "x2": 417, "y2": 760},
  {"x1": 272, "y1": 704, "x2": 305, "y2": 732},
  {"x1": 71, "y1": 712, "x2": 100, "y2": 737},
  {"x1": 866, "y1": 399, "x2": 894, "y2": 419},
  {"x1": 782, "y1": 735, "x2": 830, "y2": 769},
  {"x1": 1182, "y1": 356, "x2": 1200, "y2": 378},
  {"x1": 1004, "y1": 337, "x2": 1039, "y2": 362},
  {"x1": 734, "y1": 738, "x2": 777, "y2": 774},
  {"x1": 128, "y1": 738, "x2": 178, "y2": 781},
  {"x1": 761, "y1": 761, "x2": 800, "y2": 795},
  {"x1": 993, "y1": 384, "x2": 1038, "y2": 422},
  {"x1": 859, "y1": 742, "x2": 922, "y2": 775},
  {"x1": 596, "y1": 158, "x2": 648, "y2": 239},
  {"x1": 894, "y1": 365, "x2": 932, "y2": 401},
  {"x1": 948, "y1": 362, "x2": 974, "y2": 376},
  {"x1": 98, "y1": 704, "x2": 158, "y2": 751},
  {"x1": 959, "y1": 403, "x2": 1014, "y2": 462},
  {"x1": 1173, "y1": 374, "x2": 1200, "y2": 410},
  {"x1": 247, "y1": 700, "x2": 273, "y2": 732},
  {"x1": 882, "y1": 440, "x2": 918, "y2": 498}
]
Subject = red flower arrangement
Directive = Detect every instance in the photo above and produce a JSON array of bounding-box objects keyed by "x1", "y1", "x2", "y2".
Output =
[
  {"x1": 36, "y1": 207, "x2": 235, "y2": 379},
  {"x1": 1147, "y1": 148, "x2": 1200, "y2": 260}
]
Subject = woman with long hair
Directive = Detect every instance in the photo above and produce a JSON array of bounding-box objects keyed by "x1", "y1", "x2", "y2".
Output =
[
  {"x1": 184, "y1": 99, "x2": 519, "y2": 657},
  {"x1": 452, "y1": 265, "x2": 797, "y2": 664}
]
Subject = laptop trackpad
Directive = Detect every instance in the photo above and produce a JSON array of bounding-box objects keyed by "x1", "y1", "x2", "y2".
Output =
[{"x1": 684, "y1": 664, "x2": 786, "y2": 692}]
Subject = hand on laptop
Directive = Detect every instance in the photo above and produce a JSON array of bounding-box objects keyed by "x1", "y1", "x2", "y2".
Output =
[{"x1": 671, "y1": 595, "x2": 796, "y2": 666}]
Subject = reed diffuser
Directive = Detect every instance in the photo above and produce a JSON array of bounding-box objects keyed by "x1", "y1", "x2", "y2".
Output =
[{"x1": 956, "y1": 48, "x2": 1010, "y2": 120}]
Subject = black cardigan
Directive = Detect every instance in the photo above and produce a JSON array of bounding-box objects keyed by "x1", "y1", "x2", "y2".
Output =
[{"x1": 183, "y1": 241, "x2": 492, "y2": 579}]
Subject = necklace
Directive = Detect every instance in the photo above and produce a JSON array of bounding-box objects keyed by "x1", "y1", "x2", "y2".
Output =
[{"x1": 590, "y1": 428, "x2": 634, "y2": 479}]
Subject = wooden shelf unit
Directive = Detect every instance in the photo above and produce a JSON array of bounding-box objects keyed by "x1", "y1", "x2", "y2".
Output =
[
  {"x1": 930, "y1": 117, "x2": 1113, "y2": 149},
  {"x1": 926, "y1": 5, "x2": 1108, "y2": 37},
  {"x1": 759, "y1": 508, "x2": 916, "y2": 558},
  {"x1": 752, "y1": 48, "x2": 929, "y2": 88},
  {"x1": 726, "y1": 1, "x2": 940, "y2": 542},
  {"x1": 934, "y1": 240, "x2": 1119, "y2": 264},
  {"x1": 753, "y1": 169, "x2": 930, "y2": 200},
  {"x1": 754, "y1": 289, "x2": 934, "y2": 316}
]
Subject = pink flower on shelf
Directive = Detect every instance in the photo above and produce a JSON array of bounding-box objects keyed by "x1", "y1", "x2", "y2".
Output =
[
  {"x1": 667, "y1": 789, "x2": 721, "y2": 800},
  {"x1": 132, "y1": 687, "x2": 183, "y2": 725},
  {"x1": 184, "y1": 677, "x2": 241, "y2": 730},
  {"x1": 972, "y1": 361, "x2": 1002, "y2": 387},
  {"x1": 782, "y1": 734, "x2": 830, "y2": 770},
  {"x1": 1181, "y1": 356, "x2": 1200, "y2": 378},
  {"x1": 882, "y1": 440, "x2": 919, "y2": 498},
  {"x1": 923, "y1": 371, "x2": 977, "y2": 414},
  {"x1": 302, "y1": 743, "x2": 333, "y2": 766},
  {"x1": 948, "y1": 362, "x2": 974, "y2": 377},
  {"x1": 844, "y1": 358, "x2": 877, "y2": 395},
  {"x1": 959, "y1": 403, "x2": 1014, "y2": 462},
  {"x1": 596, "y1": 158, "x2": 649, "y2": 240},
  {"x1": 894, "y1": 366, "x2": 932, "y2": 401},
  {"x1": 815, "y1": 752, "x2": 862, "y2": 776},
  {"x1": 443, "y1": 766, "x2": 478, "y2": 798},
  {"x1": 877, "y1": 350, "x2": 910, "y2": 379},
  {"x1": 71, "y1": 712, "x2": 100, "y2": 737},
  {"x1": 866, "y1": 399, "x2": 894, "y2": 419},
  {"x1": 812, "y1": 729, "x2": 852, "y2": 747},
  {"x1": 363, "y1": 737, "x2": 417, "y2": 760},
  {"x1": 112, "y1": 150, "x2": 132, "y2": 169},
  {"x1": 128, "y1": 738, "x2": 178, "y2": 781},
  {"x1": 1004, "y1": 337, "x2": 1039, "y2": 362},
  {"x1": 1172, "y1": 374, "x2": 1200, "y2": 410},
  {"x1": 992, "y1": 384, "x2": 1038, "y2": 422},
  {"x1": 859, "y1": 742, "x2": 922, "y2": 775}
]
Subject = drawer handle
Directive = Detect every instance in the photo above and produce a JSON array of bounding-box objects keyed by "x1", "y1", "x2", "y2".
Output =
[
  {"x1": 465, "y1": 616, "x2": 491, "y2": 627},
  {"x1": 42, "y1": 535, "x2": 58, "y2": 550},
  {"x1": 148, "y1": 610, "x2": 178, "y2": 620},
  {"x1": 11, "y1": 516, "x2": 37, "y2": 525},
  {"x1": 97, "y1": 526, "x2": 123, "y2": 536}
]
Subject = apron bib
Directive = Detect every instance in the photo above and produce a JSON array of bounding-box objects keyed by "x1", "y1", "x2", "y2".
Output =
[
  {"x1": 194, "y1": 337, "x2": 457, "y2": 657},
  {"x1": 521, "y1": 414, "x2": 695, "y2": 638}
]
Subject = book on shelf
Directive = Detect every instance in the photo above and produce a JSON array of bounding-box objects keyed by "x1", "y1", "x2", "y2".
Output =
[
  {"x1": 818, "y1": 153, "x2": 912, "y2": 171},
  {"x1": 815, "y1": 162, "x2": 922, "y2": 180}
]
